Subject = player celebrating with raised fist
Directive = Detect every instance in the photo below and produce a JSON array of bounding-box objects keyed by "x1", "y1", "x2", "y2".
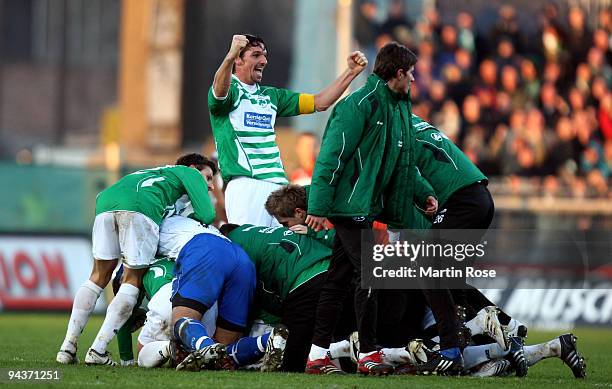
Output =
[{"x1": 209, "y1": 34, "x2": 368, "y2": 226}]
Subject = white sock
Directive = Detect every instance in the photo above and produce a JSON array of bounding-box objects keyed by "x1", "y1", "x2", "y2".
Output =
[
  {"x1": 463, "y1": 343, "x2": 509, "y2": 370},
  {"x1": 308, "y1": 344, "x2": 329, "y2": 360},
  {"x1": 138, "y1": 341, "x2": 170, "y2": 368},
  {"x1": 465, "y1": 315, "x2": 483, "y2": 336},
  {"x1": 91, "y1": 283, "x2": 139, "y2": 353},
  {"x1": 524, "y1": 338, "x2": 560, "y2": 366},
  {"x1": 381, "y1": 347, "x2": 411, "y2": 366},
  {"x1": 358, "y1": 350, "x2": 377, "y2": 360},
  {"x1": 328, "y1": 340, "x2": 350, "y2": 359},
  {"x1": 60, "y1": 280, "x2": 103, "y2": 353}
]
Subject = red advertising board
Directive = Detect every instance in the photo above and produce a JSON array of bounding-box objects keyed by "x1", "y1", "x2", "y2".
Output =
[{"x1": 0, "y1": 235, "x2": 106, "y2": 312}]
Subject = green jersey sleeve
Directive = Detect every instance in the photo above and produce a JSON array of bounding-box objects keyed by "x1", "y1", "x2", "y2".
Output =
[
  {"x1": 171, "y1": 166, "x2": 215, "y2": 225},
  {"x1": 308, "y1": 98, "x2": 368, "y2": 216},
  {"x1": 306, "y1": 227, "x2": 336, "y2": 248},
  {"x1": 272, "y1": 87, "x2": 305, "y2": 117},
  {"x1": 208, "y1": 83, "x2": 238, "y2": 116}
]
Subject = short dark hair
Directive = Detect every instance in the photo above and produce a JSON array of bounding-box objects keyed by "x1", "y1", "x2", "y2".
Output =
[
  {"x1": 373, "y1": 42, "x2": 418, "y2": 81},
  {"x1": 175, "y1": 153, "x2": 218, "y2": 175},
  {"x1": 232, "y1": 34, "x2": 268, "y2": 73},
  {"x1": 264, "y1": 184, "x2": 307, "y2": 218},
  {"x1": 219, "y1": 223, "x2": 240, "y2": 236}
]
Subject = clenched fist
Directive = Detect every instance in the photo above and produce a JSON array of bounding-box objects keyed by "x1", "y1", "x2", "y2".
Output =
[
  {"x1": 228, "y1": 34, "x2": 249, "y2": 59},
  {"x1": 347, "y1": 51, "x2": 368, "y2": 75}
]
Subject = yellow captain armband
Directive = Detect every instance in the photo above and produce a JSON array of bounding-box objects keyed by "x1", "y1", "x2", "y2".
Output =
[{"x1": 299, "y1": 94, "x2": 316, "y2": 114}]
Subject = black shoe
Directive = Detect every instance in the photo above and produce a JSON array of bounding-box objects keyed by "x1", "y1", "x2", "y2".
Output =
[
  {"x1": 414, "y1": 348, "x2": 464, "y2": 376},
  {"x1": 168, "y1": 339, "x2": 189, "y2": 368},
  {"x1": 505, "y1": 336, "x2": 528, "y2": 377},
  {"x1": 559, "y1": 333, "x2": 586, "y2": 378}
]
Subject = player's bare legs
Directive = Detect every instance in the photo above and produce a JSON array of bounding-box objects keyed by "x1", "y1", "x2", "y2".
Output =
[
  {"x1": 214, "y1": 327, "x2": 242, "y2": 344},
  {"x1": 57, "y1": 258, "x2": 118, "y2": 364}
]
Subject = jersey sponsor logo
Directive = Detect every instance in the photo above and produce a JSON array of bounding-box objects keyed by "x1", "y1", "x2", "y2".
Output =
[
  {"x1": 283, "y1": 230, "x2": 294, "y2": 236},
  {"x1": 244, "y1": 112, "x2": 273, "y2": 129},
  {"x1": 431, "y1": 133, "x2": 443, "y2": 141}
]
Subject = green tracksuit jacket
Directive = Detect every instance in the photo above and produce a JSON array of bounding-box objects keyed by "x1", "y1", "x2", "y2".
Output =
[{"x1": 308, "y1": 73, "x2": 434, "y2": 228}]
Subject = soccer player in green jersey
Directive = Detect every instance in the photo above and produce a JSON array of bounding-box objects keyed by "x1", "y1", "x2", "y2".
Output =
[
  {"x1": 209, "y1": 34, "x2": 367, "y2": 227},
  {"x1": 220, "y1": 223, "x2": 356, "y2": 373},
  {"x1": 56, "y1": 153, "x2": 217, "y2": 366}
]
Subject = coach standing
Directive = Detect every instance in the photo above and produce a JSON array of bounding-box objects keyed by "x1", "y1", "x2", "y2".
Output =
[
  {"x1": 304, "y1": 42, "x2": 437, "y2": 376},
  {"x1": 208, "y1": 34, "x2": 367, "y2": 226}
]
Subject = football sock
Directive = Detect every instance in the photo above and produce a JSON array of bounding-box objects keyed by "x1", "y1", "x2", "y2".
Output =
[
  {"x1": 60, "y1": 280, "x2": 103, "y2": 353},
  {"x1": 463, "y1": 343, "x2": 509, "y2": 369},
  {"x1": 380, "y1": 347, "x2": 411, "y2": 365},
  {"x1": 308, "y1": 344, "x2": 329, "y2": 360},
  {"x1": 440, "y1": 346, "x2": 461, "y2": 359},
  {"x1": 138, "y1": 341, "x2": 170, "y2": 368},
  {"x1": 524, "y1": 338, "x2": 560, "y2": 366},
  {"x1": 227, "y1": 333, "x2": 270, "y2": 366},
  {"x1": 174, "y1": 317, "x2": 214, "y2": 352},
  {"x1": 91, "y1": 283, "x2": 139, "y2": 354},
  {"x1": 358, "y1": 350, "x2": 377, "y2": 360},
  {"x1": 465, "y1": 315, "x2": 483, "y2": 336},
  {"x1": 329, "y1": 340, "x2": 351, "y2": 359}
]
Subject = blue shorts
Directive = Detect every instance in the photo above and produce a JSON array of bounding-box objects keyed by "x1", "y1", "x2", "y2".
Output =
[{"x1": 172, "y1": 233, "x2": 255, "y2": 331}]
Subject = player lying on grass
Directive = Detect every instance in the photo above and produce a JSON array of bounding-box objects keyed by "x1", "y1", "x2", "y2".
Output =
[
  {"x1": 366, "y1": 288, "x2": 586, "y2": 378},
  {"x1": 113, "y1": 257, "x2": 288, "y2": 371},
  {"x1": 218, "y1": 222, "x2": 356, "y2": 372},
  {"x1": 57, "y1": 153, "x2": 217, "y2": 366}
]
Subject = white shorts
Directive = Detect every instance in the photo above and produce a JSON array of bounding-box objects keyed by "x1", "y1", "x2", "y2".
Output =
[
  {"x1": 92, "y1": 211, "x2": 159, "y2": 269},
  {"x1": 225, "y1": 177, "x2": 281, "y2": 227},
  {"x1": 138, "y1": 283, "x2": 218, "y2": 346}
]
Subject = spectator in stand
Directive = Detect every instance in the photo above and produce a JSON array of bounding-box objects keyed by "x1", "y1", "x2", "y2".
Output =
[
  {"x1": 490, "y1": 4, "x2": 523, "y2": 53},
  {"x1": 380, "y1": 0, "x2": 413, "y2": 46},
  {"x1": 592, "y1": 28, "x2": 611, "y2": 66},
  {"x1": 433, "y1": 100, "x2": 461, "y2": 143},
  {"x1": 567, "y1": 87, "x2": 587, "y2": 113},
  {"x1": 587, "y1": 47, "x2": 612, "y2": 84},
  {"x1": 603, "y1": 140, "x2": 612, "y2": 177},
  {"x1": 539, "y1": 82, "x2": 569, "y2": 129},
  {"x1": 455, "y1": 11, "x2": 476, "y2": 55},
  {"x1": 429, "y1": 80, "x2": 447, "y2": 113},
  {"x1": 492, "y1": 38, "x2": 522, "y2": 72},
  {"x1": 520, "y1": 58, "x2": 541, "y2": 102},
  {"x1": 591, "y1": 76, "x2": 609, "y2": 109},
  {"x1": 581, "y1": 141, "x2": 606, "y2": 175},
  {"x1": 545, "y1": 116, "x2": 577, "y2": 175},
  {"x1": 574, "y1": 62, "x2": 593, "y2": 95},
  {"x1": 585, "y1": 169, "x2": 608, "y2": 197},
  {"x1": 461, "y1": 94, "x2": 482, "y2": 141},
  {"x1": 435, "y1": 24, "x2": 459, "y2": 76},
  {"x1": 500, "y1": 65, "x2": 526, "y2": 110},
  {"x1": 566, "y1": 6, "x2": 592, "y2": 72},
  {"x1": 290, "y1": 132, "x2": 319, "y2": 186},
  {"x1": 354, "y1": 0, "x2": 380, "y2": 68},
  {"x1": 598, "y1": 91, "x2": 612, "y2": 141}
]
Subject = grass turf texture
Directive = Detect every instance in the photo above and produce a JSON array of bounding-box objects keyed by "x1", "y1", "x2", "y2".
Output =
[{"x1": 1, "y1": 313, "x2": 609, "y2": 388}]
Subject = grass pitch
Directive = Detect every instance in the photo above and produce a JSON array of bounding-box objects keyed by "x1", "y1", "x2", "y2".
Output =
[{"x1": 1, "y1": 313, "x2": 610, "y2": 388}]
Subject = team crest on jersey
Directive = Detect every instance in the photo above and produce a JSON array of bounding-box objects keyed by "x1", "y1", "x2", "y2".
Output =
[
  {"x1": 283, "y1": 230, "x2": 294, "y2": 236},
  {"x1": 431, "y1": 133, "x2": 443, "y2": 141}
]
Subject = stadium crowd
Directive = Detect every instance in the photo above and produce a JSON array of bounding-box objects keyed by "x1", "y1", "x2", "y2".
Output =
[{"x1": 352, "y1": 1, "x2": 612, "y2": 199}]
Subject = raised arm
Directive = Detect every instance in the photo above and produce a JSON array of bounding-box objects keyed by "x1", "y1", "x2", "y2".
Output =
[
  {"x1": 313, "y1": 51, "x2": 368, "y2": 112},
  {"x1": 212, "y1": 35, "x2": 248, "y2": 99}
]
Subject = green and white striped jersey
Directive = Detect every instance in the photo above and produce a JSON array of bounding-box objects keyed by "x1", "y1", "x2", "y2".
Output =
[{"x1": 208, "y1": 75, "x2": 315, "y2": 184}]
